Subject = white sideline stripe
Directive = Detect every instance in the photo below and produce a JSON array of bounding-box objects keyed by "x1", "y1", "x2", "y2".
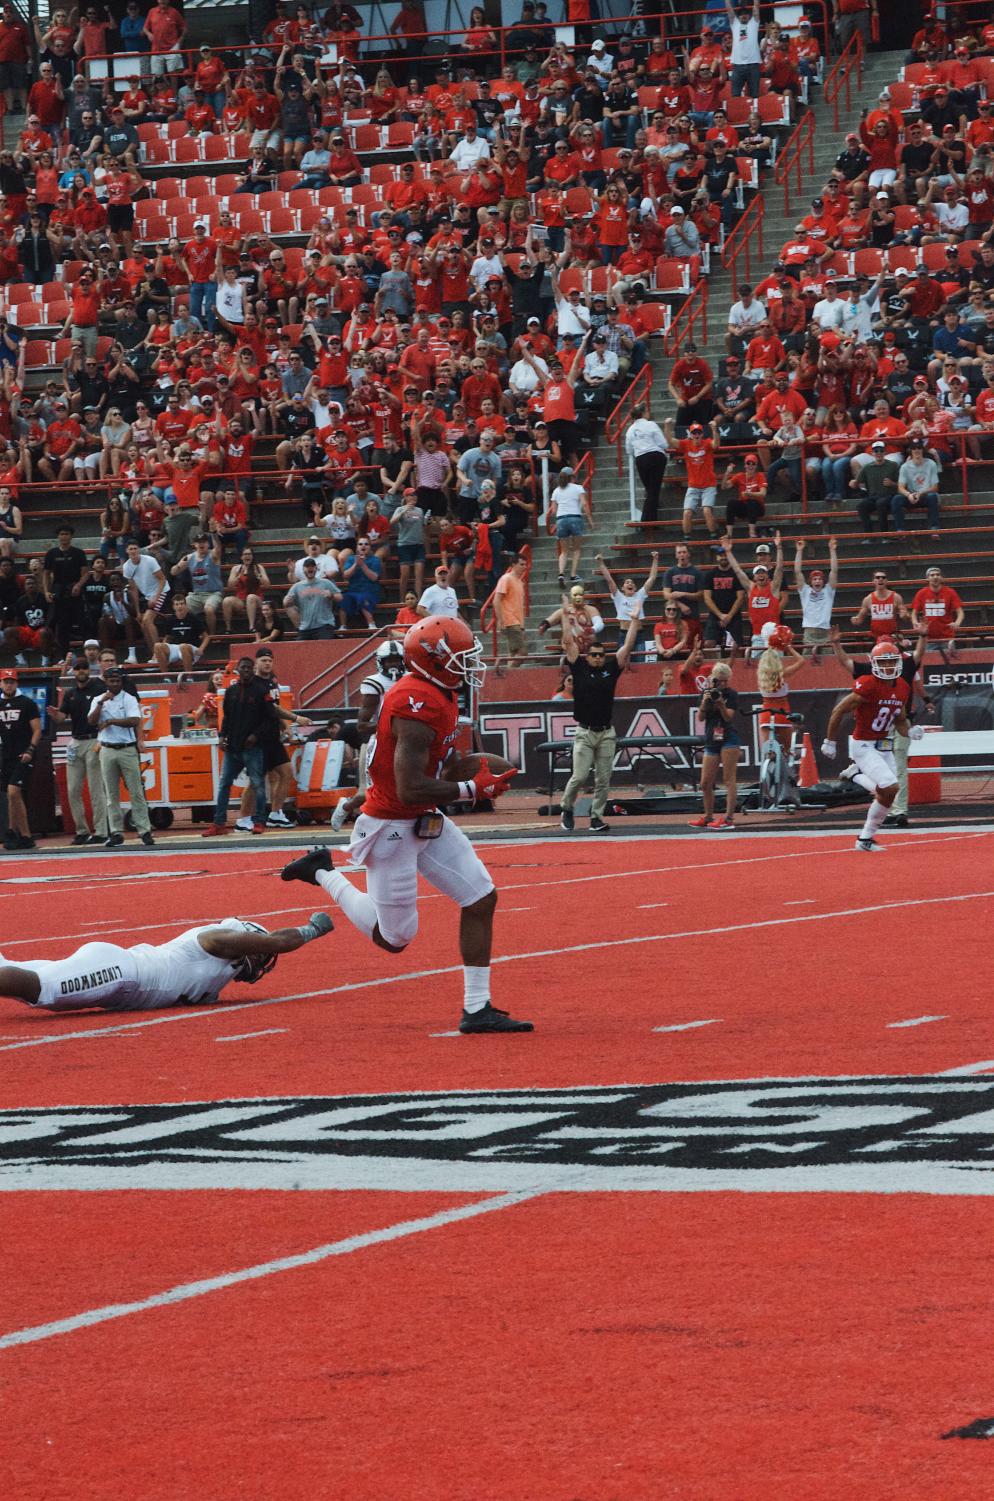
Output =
[
  {"x1": 940, "y1": 1060, "x2": 994, "y2": 1076},
  {"x1": 214, "y1": 1029, "x2": 287, "y2": 1043},
  {"x1": 430, "y1": 1030, "x2": 461, "y2": 1038},
  {"x1": 638, "y1": 902, "x2": 670, "y2": 910},
  {"x1": 3, "y1": 831, "x2": 990, "y2": 953},
  {"x1": 0, "y1": 1190, "x2": 541, "y2": 1353},
  {"x1": 653, "y1": 1019, "x2": 720, "y2": 1033},
  {"x1": 785, "y1": 899, "x2": 815, "y2": 906},
  {"x1": 6, "y1": 888, "x2": 994, "y2": 1053},
  {"x1": 887, "y1": 1015, "x2": 947, "y2": 1029}
]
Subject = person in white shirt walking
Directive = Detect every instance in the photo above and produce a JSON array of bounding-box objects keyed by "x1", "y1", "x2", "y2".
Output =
[
  {"x1": 87, "y1": 664, "x2": 154, "y2": 848},
  {"x1": 547, "y1": 465, "x2": 592, "y2": 587},
  {"x1": 725, "y1": 0, "x2": 762, "y2": 98},
  {"x1": 793, "y1": 536, "x2": 838, "y2": 660},
  {"x1": 624, "y1": 402, "x2": 669, "y2": 521},
  {"x1": 417, "y1": 564, "x2": 460, "y2": 618}
]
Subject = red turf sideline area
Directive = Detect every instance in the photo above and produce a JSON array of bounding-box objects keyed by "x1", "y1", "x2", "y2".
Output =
[{"x1": 4, "y1": 833, "x2": 994, "y2": 1500}]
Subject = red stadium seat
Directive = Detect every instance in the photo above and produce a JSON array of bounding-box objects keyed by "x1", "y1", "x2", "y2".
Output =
[
  {"x1": 852, "y1": 248, "x2": 884, "y2": 277},
  {"x1": 155, "y1": 176, "x2": 182, "y2": 201},
  {"x1": 557, "y1": 267, "x2": 584, "y2": 295},
  {"x1": 384, "y1": 122, "x2": 415, "y2": 148},
  {"x1": 654, "y1": 257, "x2": 690, "y2": 294},
  {"x1": 231, "y1": 208, "x2": 265, "y2": 237},
  {"x1": 202, "y1": 135, "x2": 230, "y2": 162},
  {"x1": 633, "y1": 303, "x2": 669, "y2": 336},
  {"x1": 214, "y1": 175, "x2": 241, "y2": 197},
  {"x1": 886, "y1": 245, "x2": 918, "y2": 273},
  {"x1": 565, "y1": 186, "x2": 593, "y2": 217},
  {"x1": 257, "y1": 190, "x2": 288, "y2": 214},
  {"x1": 22, "y1": 339, "x2": 54, "y2": 367},
  {"x1": 351, "y1": 125, "x2": 381, "y2": 153},
  {"x1": 172, "y1": 137, "x2": 201, "y2": 165},
  {"x1": 268, "y1": 208, "x2": 298, "y2": 236},
  {"x1": 141, "y1": 137, "x2": 170, "y2": 165},
  {"x1": 11, "y1": 304, "x2": 42, "y2": 326},
  {"x1": 6, "y1": 283, "x2": 37, "y2": 305}
]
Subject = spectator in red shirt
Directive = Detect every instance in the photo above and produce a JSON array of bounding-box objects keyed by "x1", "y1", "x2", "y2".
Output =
[
  {"x1": 27, "y1": 62, "x2": 64, "y2": 129},
  {"x1": 143, "y1": 0, "x2": 186, "y2": 76},
  {"x1": 180, "y1": 221, "x2": 219, "y2": 332},
  {"x1": 911, "y1": 566, "x2": 965, "y2": 648},
  {"x1": 667, "y1": 343, "x2": 714, "y2": 426},
  {"x1": 0, "y1": 3, "x2": 30, "y2": 115}
]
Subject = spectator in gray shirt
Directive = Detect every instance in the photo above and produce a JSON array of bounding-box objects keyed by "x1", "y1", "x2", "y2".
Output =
[
  {"x1": 455, "y1": 431, "x2": 502, "y2": 523},
  {"x1": 663, "y1": 207, "x2": 701, "y2": 258},
  {"x1": 283, "y1": 559, "x2": 341, "y2": 639},
  {"x1": 298, "y1": 135, "x2": 332, "y2": 189},
  {"x1": 390, "y1": 487, "x2": 427, "y2": 598},
  {"x1": 375, "y1": 253, "x2": 414, "y2": 320},
  {"x1": 280, "y1": 352, "x2": 311, "y2": 404},
  {"x1": 895, "y1": 441, "x2": 941, "y2": 535}
]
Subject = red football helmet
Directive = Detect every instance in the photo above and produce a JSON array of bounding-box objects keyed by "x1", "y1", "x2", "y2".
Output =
[
  {"x1": 404, "y1": 615, "x2": 485, "y2": 691},
  {"x1": 768, "y1": 624, "x2": 793, "y2": 651},
  {"x1": 870, "y1": 639, "x2": 901, "y2": 680}
]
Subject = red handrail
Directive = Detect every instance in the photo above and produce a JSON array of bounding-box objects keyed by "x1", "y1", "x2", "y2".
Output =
[
  {"x1": 721, "y1": 194, "x2": 765, "y2": 292},
  {"x1": 773, "y1": 110, "x2": 816, "y2": 214},
  {"x1": 823, "y1": 29, "x2": 864, "y2": 132},
  {"x1": 605, "y1": 365, "x2": 653, "y2": 477},
  {"x1": 662, "y1": 279, "x2": 708, "y2": 358}
]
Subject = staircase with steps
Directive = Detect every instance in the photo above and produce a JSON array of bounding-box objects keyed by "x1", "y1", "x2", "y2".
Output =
[{"x1": 524, "y1": 49, "x2": 994, "y2": 652}]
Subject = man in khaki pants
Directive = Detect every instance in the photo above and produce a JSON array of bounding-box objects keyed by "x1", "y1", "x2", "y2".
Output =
[
  {"x1": 48, "y1": 656, "x2": 107, "y2": 845},
  {"x1": 559, "y1": 606, "x2": 641, "y2": 833},
  {"x1": 87, "y1": 665, "x2": 155, "y2": 849}
]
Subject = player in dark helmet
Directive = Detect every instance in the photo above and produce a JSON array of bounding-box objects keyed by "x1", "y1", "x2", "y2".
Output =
[{"x1": 0, "y1": 914, "x2": 333, "y2": 1013}]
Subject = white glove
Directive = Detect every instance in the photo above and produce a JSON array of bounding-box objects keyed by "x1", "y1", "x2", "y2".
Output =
[
  {"x1": 820, "y1": 738, "x2": 837, "y2": 759},
  {"x1": 908, "y1": 725, "x2": 924, "y2": 741}
]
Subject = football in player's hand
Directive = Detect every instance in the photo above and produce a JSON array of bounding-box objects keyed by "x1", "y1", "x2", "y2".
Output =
[{"x1": 448, "y1": 752, "x2": 515, "y2": 783}]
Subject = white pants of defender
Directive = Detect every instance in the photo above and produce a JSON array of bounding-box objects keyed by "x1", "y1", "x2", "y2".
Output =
[
  {"x1": 850, "y1": 736, "x2": 898, "y2": 791},
  {"x1": 347, "y1": 812, "x2": 494, "y2": 949}
]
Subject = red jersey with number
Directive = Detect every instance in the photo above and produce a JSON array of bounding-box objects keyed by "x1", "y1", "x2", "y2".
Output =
[
  {"x1": 852, "y1": 674, "x2": 909, "y2": 740},
  {"x1": 747, "y1": 584, "x2": 781, "y2": 635},
  {"x1": 363, "y1": 671, "x2": 460, "y2": 820},
  {"x1": 912, "y1": 584, "x2": 962, "y2": 640}
]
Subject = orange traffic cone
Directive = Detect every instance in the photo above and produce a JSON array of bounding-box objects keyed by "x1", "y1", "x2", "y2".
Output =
[{"x1": 798, "y1": 732, "x2": 819, "y2": 788}]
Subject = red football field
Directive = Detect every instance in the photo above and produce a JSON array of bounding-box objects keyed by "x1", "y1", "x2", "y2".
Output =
[{"x1": 4, "y1": 828, "x2": 994, "y2": 1500}]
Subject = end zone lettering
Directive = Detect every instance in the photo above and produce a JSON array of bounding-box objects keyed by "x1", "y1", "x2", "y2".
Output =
[{"x1": 7, "y1": 1079, "x2": 994, "y2": 1193}]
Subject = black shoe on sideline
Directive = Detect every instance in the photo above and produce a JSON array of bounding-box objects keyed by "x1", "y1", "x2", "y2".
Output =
[
  {"x1": 281, "y1": 846, "x2": 333, "y2": 884},
  {"x1": 71, "y1": 833, "x2": 90, "y2": 845},
  {"x1": 87, "y1": 833, "x2": 105, "y2": 845},
  {"x1": 104, "y1": 833, "x2": 124, "y2": 847},
  {"x1": 589, "y1": 816, "x2": 610, "y2": 833},
  {"x1": 560, "y1": 807, "x2": 575, "y2": 831},
  {"x1": 14, "y1": 835, "x2": 35, "y2": 850},
  {"x1": 882, "y1": 813, "x2": 909, "y2": 828},
  {"x1": 140, "y1": 832, "x2": 155, "y2": 847},
  {"x1": 459, "y1": 1003, "x2": 534, "y2": 1034}
]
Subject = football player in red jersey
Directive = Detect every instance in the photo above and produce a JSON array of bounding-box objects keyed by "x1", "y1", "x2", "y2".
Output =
[
  {"x1": 820, "y1": 639, "x2": 922, "y2": 852},
  {"x1": 281, "y1": 616, "x2": 533, "y2": 1032}
]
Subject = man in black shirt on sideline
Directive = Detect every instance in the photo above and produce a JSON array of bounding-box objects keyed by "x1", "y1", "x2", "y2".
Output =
[
  {"x1": 201, "y1": 657, "x2": 277, "y2": 837},
  {"x1": 0, "y1": 668, "x2": 42, "y2": 850},
  {"x1": 48, "y1": 656, "x2": 107, "y2": 844},
  {"x1": 559, "y1": 606, "x2": 641, "y2": 834},
  {"x1": 43, "y1": 524, "x2": 90, "y2": 654}
]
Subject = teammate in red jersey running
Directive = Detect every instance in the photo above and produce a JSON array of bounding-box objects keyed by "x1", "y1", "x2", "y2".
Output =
[
  {"x1": 820, "y1": 639, "x2": 920, "y2": 851},
  {"x1": 281, "y1": 615, "x2": 532, "y2": 1032}
]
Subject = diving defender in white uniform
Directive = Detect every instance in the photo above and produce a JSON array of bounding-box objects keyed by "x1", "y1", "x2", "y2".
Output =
[{"x1": 0, "y1": 914, "x2": 333, "y2": 1013}]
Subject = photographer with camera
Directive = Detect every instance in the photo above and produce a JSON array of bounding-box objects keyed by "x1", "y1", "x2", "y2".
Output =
[{"x1": 688, "y1": 660, "x2": 740, "y2": 831}]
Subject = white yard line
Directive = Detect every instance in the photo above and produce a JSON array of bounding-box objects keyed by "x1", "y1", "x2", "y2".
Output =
[
  {"x1": 214, "y1": 1029, "x2": 288, "y2": 1043},
  {"x1": 887, "y1": 1016, "x2": 947, "y2": 1029},
  {"x1": 6, "y1": 887, "x2": 994, "y2": 1053},
  {"x1": 653, "y1": 1019, "x2": 721, "y2": 1033},
  {"x1": 940, "y1": 1060, "x2": 994, "y2": 1076},
  {"x1": 0, "y1": 1191, "x2": 542, "y2": 1353}
]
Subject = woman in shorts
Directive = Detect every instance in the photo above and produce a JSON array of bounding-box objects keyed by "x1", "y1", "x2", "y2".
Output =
[{"x1": 688, "y1": 660, "x2": 740, "y2": 831}]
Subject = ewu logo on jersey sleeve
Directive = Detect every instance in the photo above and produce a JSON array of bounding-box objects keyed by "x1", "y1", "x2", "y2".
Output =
[{"x1": 6, "y1": 1077, "x2": 994, "y2": 1193}]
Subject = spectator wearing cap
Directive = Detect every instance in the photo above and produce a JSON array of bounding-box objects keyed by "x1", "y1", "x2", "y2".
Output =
[
  {"x1": 931, "y1": 182, "x2": 970, "y2": 242},
  {"x1": 835, "y1": 132, "x2": 871, "y2": 207},
  {"x1": 895, "y1": 440, "x2": 941, "y2": 537},
  {"x1": 578, "y1": 332, "x2": 619, "y2": 421},
  {"x1": 720, "y1": 452, "x2": 767, "y2": 537},
  {"x1": 726, "y1": 282, "x2": 766, "y2": 356},
  {"x1": 389, "y1": 488, "x2": 427, "y2": 600},
  {"x1": 853, "y1": 443, "x2": 900, "y2": 537},
  {"x1": 929, "y1": 305, "x2": 979, "y2": 383},
  {"x1": 663, "y1": 206, "x2": 701, "y2": 259},
  {"x1": 297, "y1": 132, "x2": 332, "y2": 190}
]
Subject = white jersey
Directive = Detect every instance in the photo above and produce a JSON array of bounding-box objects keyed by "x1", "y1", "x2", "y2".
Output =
[
  {"x1": 25, "y1": 924, "x2": 240, "y2": 1012},
  {"x1": 357, "y1": 668, "x2": 395, "y2": 727}
]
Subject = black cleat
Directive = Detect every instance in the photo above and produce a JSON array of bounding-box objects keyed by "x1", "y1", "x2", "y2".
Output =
[
  {"x1": 589, "y1": 816, "x2": 610, "y2": 833},
  {"x1": 459, "y1": 1003, "x2": 534, "y2": 1034},
  {"x1": 560, "y1": 806, "x2": 575, "y2": 831},
  {"x1": 281, "y1": 845, "x2": 333, "y2": 885},
  {"x1": 882, "y1": 813, "x2": 909, "y2": 828}
]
